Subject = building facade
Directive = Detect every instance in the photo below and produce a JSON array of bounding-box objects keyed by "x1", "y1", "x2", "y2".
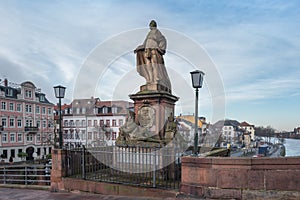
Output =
[
  {"x1": 54, "y1": 97, "x2": 133, "y2": 148},
  {"x1": 239, "y1": 121, "x2": 255, "y2": 140},
  {"x1": 0, "y1": 79, "x2": 54, "y2": 163},
  {"x1": 177, "y1": 115, "x2": 208, "y2": 147}
]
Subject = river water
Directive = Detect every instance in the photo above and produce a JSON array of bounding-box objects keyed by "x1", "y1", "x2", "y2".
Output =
[{"x1": 284, "y1": 138, "x2": 300, "y2": 157}]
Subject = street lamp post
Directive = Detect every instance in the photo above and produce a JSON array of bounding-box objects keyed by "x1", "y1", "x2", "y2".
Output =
[
  {"x1": 54, "y1": 85, "x2": 66, "y2": 149},
  {"x1": 190, "y1": 70, "x2": 205, "y2": 155}
]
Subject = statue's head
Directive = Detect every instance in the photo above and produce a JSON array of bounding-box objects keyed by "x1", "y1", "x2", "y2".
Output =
[{"x1": 149, "y1": 20, "x2": 157, "y2": 29}]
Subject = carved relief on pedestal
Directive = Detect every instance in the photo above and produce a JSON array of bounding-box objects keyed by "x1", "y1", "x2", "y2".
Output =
[{"x1": 137, "y1": 105, "x2": 155, "y2": 128}]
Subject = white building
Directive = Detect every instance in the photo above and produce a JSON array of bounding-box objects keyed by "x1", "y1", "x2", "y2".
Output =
[{"x1": 55, "y1": 97, "x2": 133, "y2": 148}]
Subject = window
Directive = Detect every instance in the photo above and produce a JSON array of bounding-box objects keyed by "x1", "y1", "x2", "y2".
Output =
[
  {"x1": 18, "y1": 149, "x2": 22, "y2": 154},
  {"x1": 2, "y1": 118, "x2": 7, "y2": 127},
  {"x1": 25, "y1": 105, "x2": 32, "y2": 113},
  {"x1": 82, "y1": 120, "x2": 86, "y2": 126},
  {"x1": 105, "y1": 132, "x2": 111, "y2": 140},
  {"x1": 106, "y1": 120, "x2": 110, "y2": 126},
  {"x1": 64, "y1": 120, "x2": 69, "y2": 127},
  {"x1": 112, "y1": 132, "x2": 117, "y2": 140},
  {"x1": 17, "y1": 133, "x2": 22, "y2": 142},
  {"x1": 1, "y1": 102, "x2": 6, "y2": 110},
  {"x1": 112, "y1": 106, "x2": 118, "y2": 114},
  {"x1": 37, "y1": 148, "x2": 41, "y2": 156},
  {"x1": 112, "y1": 119, "x2": 116, "y2": 127},
  {"x1": 2, "y1": 150, "x2": 7, "y2": 159},
  {"x1": 9, "y1": 103, "x2": 14, "y2": 111},
  {"x1": 17, "y1": 119, "x2": 22, "y2": 127},
  {"x1": 37, "y1": 120, "x2": 40, "y2": 128},
  {"x1": 100, "y1": 120, "x2": 104, "y2": 126},
  {"x1": 94, "y1": 120, "x2": 97, "y2": 126},
  {"x1": 37, "y1": 134, "x2": 41, "y2": 142},
  {"x1": 11, "y1": 149, "x2": 15, "y2": 158},
  {"x1": 88, "y1": 120, "x2": 92, "y2": 126},
  {"x1": 6, "y1": 88, "x2": 13, "y2": 97},
  {"x1": 26, "y1": 134, "x2": 33, "y2": 142},
  {"x1": 82, "y1": 108, "x2": 86, "y2": 114},
  {"x1": 25, "y1": 90, "x2": 32, "y2": 98},
  {"x1": 48, "y1": 108, "x2": 52, "y2": 115},
  {"x1": 10, "y1": 133, "x2": 15, "y2": 142},
  {"x1": 88, "y1": 132, "x2": 92, "y2": 140},
  {"x1": 40, "y1": 95, "x2": 45, "y2": 102},
  {"x1": 9, "y1": 118, "x2": 15, "y2": 127},
  {"x1": 42, "y1": 107, "x2": 46, "y2": 114},
  {"x1": 82, "y1": 130, "x2": 86, "y2": 140},
  {"x1": 42, "y1": 120, "x2": 46, "y2": 128},
  {"x1": 76, "y1": 108, "x2": 80, "y2": 114},
  {"x1": 76, "y1": 120, "x2": 80, "y2": 127},
  {"x1": 119, "y1": 119, "x2": 123, "y2": 126},
  {"x1": 26, "y1": 119, "x2": 33, "y2": 127},
  {"x1": 36, "y1": 106, "x2": 40, "y2": 114},
  {"x1": 48, "y1": 133, "x2": 52, "y2": 141},
  {"x1": 17, "y1": 104, "x2": 22, "y2": 112},
  {"x1": 102, "y1": 107, "x2": 108, "y2": 114},
  {"x1": 70, "y1": 120, "x2": 74, "y2": 126},
  {"x1": 2, "y1": 133, "x2": 8, "y2": 142},
  {"x1": 75, "y1": 130, "x2": 80, "y2": 139},
  {"x1": 70, "y1": 130, "x2": 74, "y2": 139}
]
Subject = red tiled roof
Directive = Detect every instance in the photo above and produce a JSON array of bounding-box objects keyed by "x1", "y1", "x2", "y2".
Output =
[
  {"x1": 54, "y1": 104, "x2": 71, "y2": 110},
  {"x1": 239, "y1": 121, "x2": 253, "y2": 127}
]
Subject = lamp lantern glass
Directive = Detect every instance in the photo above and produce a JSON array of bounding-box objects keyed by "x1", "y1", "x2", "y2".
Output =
[
  {"x1": 190, "y1": 70, "x2": 205, "y2": 88},
  {"x1": 54, "y1": 85, "x2": 66, "y2": 98}
]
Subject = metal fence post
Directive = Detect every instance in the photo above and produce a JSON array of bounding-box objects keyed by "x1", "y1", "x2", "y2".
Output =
[
  {"x1": 153, "y1": 147, "x2": 156, "y2": 188},
  {"x1": 3, "y1": 167, "x2": 6, "y2": 184},
  {"x1": 25, "y1": 166, "x2": 28, "y2": 185},
  {"x1": 82, "y1": 145, "x2": 86, "y2": 179}
]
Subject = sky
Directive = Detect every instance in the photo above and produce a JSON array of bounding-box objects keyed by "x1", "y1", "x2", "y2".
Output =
[{"x1": 0, "y1": 0, "x2": 299, "y2": 131}]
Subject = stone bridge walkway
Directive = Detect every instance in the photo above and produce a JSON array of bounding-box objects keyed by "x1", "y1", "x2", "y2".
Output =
[{"x1": 0, "y1": 187, "x2": 201, "y2": 200}]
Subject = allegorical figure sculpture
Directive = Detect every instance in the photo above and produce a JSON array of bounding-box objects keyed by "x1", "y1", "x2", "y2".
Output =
[{"x1": 134, "y1": 20, "x2": 171, "y2": 91}]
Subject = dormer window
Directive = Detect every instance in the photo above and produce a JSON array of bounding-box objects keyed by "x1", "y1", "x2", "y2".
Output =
[
  {"x1": 40, "y1": 95, "x2": 45, "y2": 102},
  {"x1": 25, "y1": 89, "x2": 32, "y2": 98},
  {"x1": 112, "y1": 106, "x2": 118, "y2": 114},
  {"x1": 5, "y1": 88, "x2": 13, "y2": 97},
  {"x1": 102, "y1": 106, "x2": 108, "y2": 114}
]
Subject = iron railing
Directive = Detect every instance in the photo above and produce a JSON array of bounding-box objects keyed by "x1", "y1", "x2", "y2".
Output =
[
  {"x1": 0, "y1": 164, "x2": 51, "y2": 186},
  {"x1": 65, "y1": 145, "x2": 182, "y2": 190}
]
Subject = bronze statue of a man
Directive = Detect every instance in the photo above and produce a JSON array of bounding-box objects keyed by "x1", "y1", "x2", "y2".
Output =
[{"x1": 134, "y1": 20, "x2": 171, "y2": 91}]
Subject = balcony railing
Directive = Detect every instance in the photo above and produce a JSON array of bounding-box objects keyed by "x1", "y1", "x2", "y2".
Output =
[{"x1": 24, "y1": 126, "x2": 39, "y2": 133}]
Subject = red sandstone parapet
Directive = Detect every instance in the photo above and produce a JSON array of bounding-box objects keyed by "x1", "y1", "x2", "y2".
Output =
[{"x1": 181, "y1": 156, "x2": 300, "y2": 199}]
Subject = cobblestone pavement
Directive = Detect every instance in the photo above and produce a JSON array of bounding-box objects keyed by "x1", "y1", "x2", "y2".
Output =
[{"x1": 0, "y1": 188, "x2": 202, "y2": 200}]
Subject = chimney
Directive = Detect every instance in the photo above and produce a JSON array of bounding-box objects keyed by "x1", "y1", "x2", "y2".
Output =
[{"x1": 4, "y1": 79, "x2": 8, "y2": 87}]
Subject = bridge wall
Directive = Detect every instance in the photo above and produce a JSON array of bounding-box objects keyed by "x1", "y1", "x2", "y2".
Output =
[{"x1": 181, "y1": 156, "x2": 300, "y2": 199}]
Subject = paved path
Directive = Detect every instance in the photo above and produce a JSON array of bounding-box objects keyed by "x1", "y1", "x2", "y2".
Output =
[
  {"x1": 0, "y1": 187, "x2": 201, "y2": 200},
  {"x1": 0, "y1": 188, "x2": 166, "y2": 200}
]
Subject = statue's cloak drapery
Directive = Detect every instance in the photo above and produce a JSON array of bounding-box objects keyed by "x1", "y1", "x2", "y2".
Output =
[{"x1": 135, "y1": 29, "x2": 171, "y2": 90}]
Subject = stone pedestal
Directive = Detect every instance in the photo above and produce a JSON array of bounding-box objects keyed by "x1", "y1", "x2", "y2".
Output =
[{"x1": 129, "y1": 87, "x2": 179, "y2": 140}]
